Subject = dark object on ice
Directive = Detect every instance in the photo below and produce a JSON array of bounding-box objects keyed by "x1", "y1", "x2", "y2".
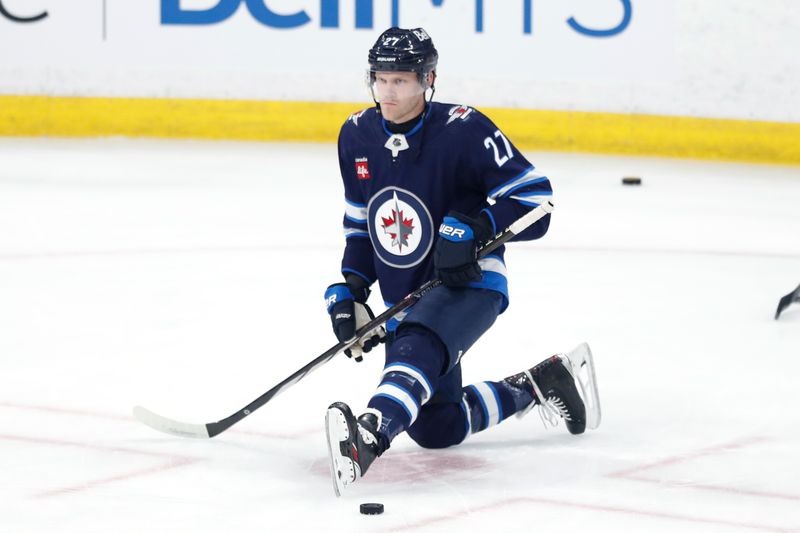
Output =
[
  {"x1": 622, "y1": 176, "x2": 642, "y2": 185},
  {"x1": 360, "y1": 503, "x2": 384, "y2": 515},
  {"x1": 775, "y1": 284, "x2": 800, "y2": 320}
]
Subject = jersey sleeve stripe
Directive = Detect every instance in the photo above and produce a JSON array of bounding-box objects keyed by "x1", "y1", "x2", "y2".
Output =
[
  {"x1": 344, "y1": 199, "x2": 368, "y2": 222},
  {"x1": 344, "y1": 213, "x2": 367, "y2": 224},
  {"x1": 345, "y1": 198, "x2": 367, "y2": 208},
  {"x1": 488, "y1": 166, "x2": 548, "y2": 200},
  {"x1": 509, "y1": 191, "x2": 554, "y2": 207},
  {"x1": 343, "y1": 227, "x2": 369, "y2": 238},
  {"x1": 510, "y1": 190, "x2": 553, "y2": 199},
  {"x1": 498, "y1": 175, "x2": 549, "y2": 199},
  {"x1": 477, "y1": 255, "x2": 508, "y2": 277}
]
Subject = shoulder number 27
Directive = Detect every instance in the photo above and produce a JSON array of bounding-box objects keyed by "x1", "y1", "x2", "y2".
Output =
[{"x1": 484, "y1": 130, "x2": 513, "y2": 167}]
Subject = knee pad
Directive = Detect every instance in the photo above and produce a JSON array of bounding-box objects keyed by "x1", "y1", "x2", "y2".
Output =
[
  {"x1": 386, "y1": 324, "x2": 448, "y2": 379},
  {"x1": 406, "y1": 403, "x2": 466, "y2": 449}
]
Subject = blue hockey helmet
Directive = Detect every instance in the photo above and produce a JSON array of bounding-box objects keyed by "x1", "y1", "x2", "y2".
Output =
[{"x1": 368, "y1": 27, "x2": 438, "y2": 78}]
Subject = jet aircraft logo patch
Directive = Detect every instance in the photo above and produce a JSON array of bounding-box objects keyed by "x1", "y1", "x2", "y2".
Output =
[{"x1": 367, "y1": 187, "x2": 433, "y2": 268}]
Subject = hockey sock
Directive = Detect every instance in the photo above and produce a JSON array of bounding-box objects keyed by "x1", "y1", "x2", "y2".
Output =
[
  {"x1": 367, "y1": 326, "x2": 444, "y2": 442},
  {"x1": 462, "y1": 378, "x2": 534, "y2": 435}
]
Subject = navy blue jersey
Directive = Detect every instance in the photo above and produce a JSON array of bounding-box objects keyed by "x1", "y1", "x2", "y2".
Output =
[{"x1": 337, "y1": 102, "x2": 552, "y2": 319}]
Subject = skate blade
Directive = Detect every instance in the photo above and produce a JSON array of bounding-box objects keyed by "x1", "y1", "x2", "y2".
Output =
[
  {"x1": 325, "y1": 407, "x2": 352, "y2": 497},
  {"x1": 564, "y1": 343, "x2": 602, "y2": 430}
]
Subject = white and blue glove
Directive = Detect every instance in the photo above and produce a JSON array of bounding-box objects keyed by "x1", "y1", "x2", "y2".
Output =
[
  {"x1": 324, "y1": 276, "x2": 385, "y2": 362},
  {"x1": 434, "y1": 211, "x2": 493, "y2": 287}
]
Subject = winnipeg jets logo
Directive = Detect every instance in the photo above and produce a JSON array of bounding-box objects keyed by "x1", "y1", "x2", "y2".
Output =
[
  {"x1": 368, "y1": 187, "x2": 433, "y2": 269},
  {"x1": 349, "y1": 109, "x2": 367, "y2": 126},
  {"x1": 447, "y1": 105, "x2": 474, "y2": 125},
  {"x1": 381, "y1": 193, "x2": 415, "y2": 252}
]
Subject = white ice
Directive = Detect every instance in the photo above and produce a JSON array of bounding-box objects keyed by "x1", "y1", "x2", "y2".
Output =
[{"x1": 1, "y1": 138, "x2": 799, "y2": 533}]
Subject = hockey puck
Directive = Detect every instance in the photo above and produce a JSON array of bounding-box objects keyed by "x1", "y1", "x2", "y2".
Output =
[
  {"x1": 360, "y1": 503, "x2": 384, "y2": 515},
  {"x1": 622, "y1": 176, "x2": 642, "y2": 185}
]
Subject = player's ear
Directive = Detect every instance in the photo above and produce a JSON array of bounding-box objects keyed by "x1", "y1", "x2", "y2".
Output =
[{"x1": 426, "y1": 71, "x2": 436, "y2": 89}]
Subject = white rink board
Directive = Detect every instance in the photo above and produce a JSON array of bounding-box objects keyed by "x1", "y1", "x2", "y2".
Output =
[{"x1": 1, "y1": 0, "x2": 799, "y2": 121}]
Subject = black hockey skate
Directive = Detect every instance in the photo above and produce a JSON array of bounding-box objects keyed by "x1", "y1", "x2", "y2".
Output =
[
  {"x1": 508, "y1": 343, "x2": 601, "y2": 434},
  {"x1": 325, "y1": 402, "x2": 387, "y2": 497}
]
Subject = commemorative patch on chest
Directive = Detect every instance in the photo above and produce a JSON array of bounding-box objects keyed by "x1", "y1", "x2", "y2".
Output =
[{"x1": 367, "y1": 187, "x2": 434, "y2": 269}]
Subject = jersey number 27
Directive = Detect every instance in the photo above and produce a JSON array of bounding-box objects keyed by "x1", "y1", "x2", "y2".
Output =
[{"x1": 484, "y1": 130, "x2": 513, "y2": 167}]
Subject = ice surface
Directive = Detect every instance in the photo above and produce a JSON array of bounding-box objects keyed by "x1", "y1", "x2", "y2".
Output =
[{"x1": 1, "y1": 138, "x2": 799, "y2": 532}]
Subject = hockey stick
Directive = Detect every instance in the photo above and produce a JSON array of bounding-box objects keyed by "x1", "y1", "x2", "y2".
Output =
[
  {"x1": 775, "y1": 283, "x2": 800, "y2": 320},
  {"x1": 133, "y1": 200, "x2": 555, "y2": 439}
]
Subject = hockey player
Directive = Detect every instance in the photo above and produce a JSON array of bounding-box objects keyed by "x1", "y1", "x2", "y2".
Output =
[{"x1": 323, "y1": 27, "x2": 600, "y2": 496}]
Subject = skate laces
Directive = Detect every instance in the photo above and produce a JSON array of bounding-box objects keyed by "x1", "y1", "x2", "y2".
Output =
[{"x1": 523, "y1": 370, "x2": 572, "y2": 429}]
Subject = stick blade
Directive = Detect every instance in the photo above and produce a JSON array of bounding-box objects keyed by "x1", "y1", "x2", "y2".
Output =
[
  {"x1": 133, "y1": 405, "x2": 210, "y2": 439},
  {"x1": 775, "y1": 284, "x2": 800, "y2": 320}
]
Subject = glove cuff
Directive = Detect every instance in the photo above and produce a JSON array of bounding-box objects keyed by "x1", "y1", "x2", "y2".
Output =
[
  {"x1": 344, "y1": 273, "x2": 371, "y2": 303},
  {"x1": 324, "y1": 283, "x2": 354, "y2": 313},
  {"x1": 325, "y1": 276, "x2": 372, "y2": 313},
  {"x1": 445, "y1": 211, "x2": 493, "y2": 244},
  {"x1": 472, "y1": 212, "x2": 494, "y2": 243}
]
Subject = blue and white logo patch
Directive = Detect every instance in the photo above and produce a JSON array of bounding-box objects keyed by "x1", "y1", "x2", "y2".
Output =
[{"x1": 367, "y1": 187, "x2": 434, "y2": 269}]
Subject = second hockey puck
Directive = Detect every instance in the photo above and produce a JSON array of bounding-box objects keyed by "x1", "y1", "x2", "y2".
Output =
[
  {"x1": 360, "y1": 503, "x2": 384, "y2": 515},
  {"x1": 622, "y1": 176, "x2": 642, "y2": 185}
]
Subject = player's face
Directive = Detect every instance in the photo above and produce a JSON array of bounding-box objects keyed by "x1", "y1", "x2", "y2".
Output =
[{"x1": 372, "y1": 71, "x2": 427, "y2": 123}]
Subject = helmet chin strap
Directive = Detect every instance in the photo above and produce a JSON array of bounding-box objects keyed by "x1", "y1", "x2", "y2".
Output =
[{"x1": 426, "y1": 85, "x2": 436, "y2": 104}]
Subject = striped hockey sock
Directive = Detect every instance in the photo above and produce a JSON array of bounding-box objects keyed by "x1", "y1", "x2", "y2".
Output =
[
  {"x1": 461, "y1": 378, "x2": 535, "y2": 437},
  {"x1": 367, "y1": 361, "x2": 435, "y2": 441}
]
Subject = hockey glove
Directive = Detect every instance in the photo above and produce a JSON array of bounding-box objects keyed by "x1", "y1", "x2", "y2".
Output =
[
  {"x1": 434, "y1": 211, "x2": 493, "y2": 287},
  {"x1": 324, "y1": 277, "x2": 385, "y2": 362}
]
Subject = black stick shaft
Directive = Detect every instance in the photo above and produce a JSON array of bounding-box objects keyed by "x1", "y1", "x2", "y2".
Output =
[{"x1": 203, "y1": 201, "x2": 554, "y2": 437}]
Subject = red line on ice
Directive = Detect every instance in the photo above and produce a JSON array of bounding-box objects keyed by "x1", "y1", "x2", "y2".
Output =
[
  {"x1": 389, "y1": 496, "x2": 795, "y2": 532},
  {"x1": 608, "y1": 436, "x2": 800, "y2": 502},
  {"x1": 622, "y1": 475, "x2": 800, "y2": 502},
  {"x1": 0, "y1": 433, "x2": 200, "y2": 499},
  {"x1": 607, "y1": 436, "x2": 771, "y2": 478}
]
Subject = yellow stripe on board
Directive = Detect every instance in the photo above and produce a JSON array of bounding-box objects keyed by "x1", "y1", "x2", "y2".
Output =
[
  {"x1": 488, "y1": 108, "x2": 800, "y2": 165},
  {"x1": 1, "y1": 95, "x2": 799, "y2": 165},
  {"x1": 0, "y1": 96, "x2": 356, "y2": 142}
]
